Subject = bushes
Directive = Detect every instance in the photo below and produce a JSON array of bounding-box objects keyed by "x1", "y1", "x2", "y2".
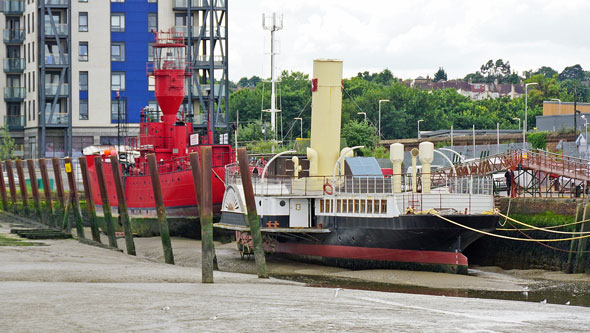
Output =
[{"x1": 526, "y1": 131, "x2": 548, "y2": 150}]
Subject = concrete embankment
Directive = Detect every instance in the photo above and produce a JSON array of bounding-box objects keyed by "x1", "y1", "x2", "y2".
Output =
[{"x1": 2, "y1": 217, "x2": 590, "y2": 331}]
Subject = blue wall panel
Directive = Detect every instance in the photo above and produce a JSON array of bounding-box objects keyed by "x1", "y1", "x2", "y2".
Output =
[{"x1": 110, "y1": 1, "x2": 157, "y2": 124}]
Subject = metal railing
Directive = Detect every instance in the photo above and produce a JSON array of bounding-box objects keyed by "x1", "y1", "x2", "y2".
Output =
[
  {"x1": 174, "y1": 0, "x2": 226, "y2": 8},
  {"x1": 3, "y1": 58, "x2": 25, "y2": 73},
  {"x1": 45, "y1": 54, "x2": 69, "y2": 65},
  {"x1": 4, "y1": 87, "x2": 25, "y2": 101},
  {"x1": 43, "y1": 0, "x2": 68, "y2": 5},
  {"x1": 3, "y1": 0, "x2": 25, "y2": 15},
  {"x1": 45, "y1": 112, "x2": 69, "y2": 125},
  {"x1": 4, "y1": 115, "x2": 25, "y2": 130},
  {"x1": 44, "y1": 23, "x2": 68, "y2": 36},
  {"x1": 3, "y1": 29, "x2": 24, "y2": 43},
  {"x1": 44, "y1": 83, "x2": 69, "y2": 96}
]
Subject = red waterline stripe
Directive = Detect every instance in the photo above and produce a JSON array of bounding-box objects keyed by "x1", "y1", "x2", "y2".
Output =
[{"x1": 275, "y1": 243, "x2": 468, "y2": 266}]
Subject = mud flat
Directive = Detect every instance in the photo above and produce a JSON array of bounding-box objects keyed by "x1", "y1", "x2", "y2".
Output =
[{"x1": 1, "y1": 221, "x2": 590, "y2": 331}]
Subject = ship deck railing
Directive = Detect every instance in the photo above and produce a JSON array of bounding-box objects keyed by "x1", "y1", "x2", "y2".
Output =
[{"x1": 225, "y1": 165, "x2": 493, "y2": 197}]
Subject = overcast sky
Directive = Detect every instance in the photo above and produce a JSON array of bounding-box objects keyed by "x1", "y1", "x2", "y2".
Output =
[{"x1": 228, "y1": 0, "x2": 590, "y2": 81}]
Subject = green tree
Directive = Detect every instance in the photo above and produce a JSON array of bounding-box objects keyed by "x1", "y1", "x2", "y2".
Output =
[
  {"x1": 341, "y1": 121, "x2": 377, "y2": 149},
  {"x1": 0, "y1": 126, "x2": 15, "y2": 159},
  {"x1": 433, "y1": 67, "x2": 447, "y2": 82},
  {"x1": 559, "y1": 64, "x2": 585, "y2": 81}
]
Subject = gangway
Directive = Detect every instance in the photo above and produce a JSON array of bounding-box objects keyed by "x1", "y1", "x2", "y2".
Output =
[{"x1": 436, "y1": 149, "x2": 590, "y2": 198}]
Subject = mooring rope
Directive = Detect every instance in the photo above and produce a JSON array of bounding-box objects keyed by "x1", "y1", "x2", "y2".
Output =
[{"x1": 485, "y1": 210, "x2": 590, "y2": 235}]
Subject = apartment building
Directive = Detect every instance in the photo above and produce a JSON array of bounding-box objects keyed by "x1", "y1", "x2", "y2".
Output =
[{"x1": 0, "y1": 0, "x2": 228, "y2": 158}]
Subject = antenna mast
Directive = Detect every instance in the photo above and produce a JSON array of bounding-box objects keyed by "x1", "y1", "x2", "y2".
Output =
[{"x1": 262, "y1": 12, "x2": 283, "y2": 141}]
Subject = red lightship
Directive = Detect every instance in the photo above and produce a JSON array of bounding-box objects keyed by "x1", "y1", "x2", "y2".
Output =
[{"x1": 85, "y1": 30, "x2": 233, "y2": 233}]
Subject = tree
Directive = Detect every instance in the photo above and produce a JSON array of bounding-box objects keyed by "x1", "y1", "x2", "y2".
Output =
[
  {"x1": 0, "y1": 126, "x2": 15, "y2": 159},
  {"x1": 341, "y1": 121, "x2": 377, "y2": 149},
  {"x1": 237, "y1": 120, "x2": 265, "y2": 142},
  {"x1": 433, "y1": 67, "x2": 447, "y2": 82},
  {"x1": 559, "y1": 64, "x2": 585, "y2": 81}
]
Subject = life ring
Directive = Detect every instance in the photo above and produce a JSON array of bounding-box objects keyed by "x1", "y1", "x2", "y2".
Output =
[{"x1": 323, "y1": 182, "x2": 333, "y2": 195}]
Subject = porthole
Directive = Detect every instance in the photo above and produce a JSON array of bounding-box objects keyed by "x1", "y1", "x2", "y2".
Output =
[
  {"x1": 279, "y1": 200, "x2": 286, "y2": 207},
  {"x1": 259, "y1": 200, "x2": 262, "y2": 206}
]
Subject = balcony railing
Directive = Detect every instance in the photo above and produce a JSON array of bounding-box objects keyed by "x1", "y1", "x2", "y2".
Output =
[
  {"x1": 44, "y1": 23, "x2": 68, "y2": 36},
  {"x1": 43, "y1": 0, "x2": 68, "y2": 5},
  {"x1": 46, "y1": 112, "x2": 69, "y2": 125},
  {"x1": 44, "y1": 83, "x2": 69, "y2": 96},
  {"x1": 3, "y1": 0, "x2": 25, "y2": 15},
  {"x1": 189, "y1": 84, "x2": 226, "y2": 97},
  {"x1": 3, "y1": 58, "x2": 25, "y2": 73},
  {"x1": 4, "y1": 115, "x2": 25, "y2": 130},
  {"x1": 174, "y1": 0, "x2": 226, "y2": 8},
  {"x1": 4, "y1": 87, "x2": 25, "y2": 102},
  {"x1": 194, "y1": 55, "x2": 225, "y2": 66},
  {"x1": 45, "y1": 54, "x2": 69, "y2": 65},
  {"x1": 3, "y1": 29, "x2": 25, "y2": 44}
]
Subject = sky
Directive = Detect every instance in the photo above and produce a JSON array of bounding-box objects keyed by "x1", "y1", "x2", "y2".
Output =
[{"x1": 228, "y1": 0, "x2": 590, "y2": 81}]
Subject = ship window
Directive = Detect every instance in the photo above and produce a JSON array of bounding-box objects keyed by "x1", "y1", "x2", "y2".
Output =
[
  {"x1": 360, "y1": 200, "x2": 366, "y2": 214},
  {"x1": 374, "y1": 200, "x2": 380, "y2": 214},
  {"x1": 348, "y1": 200, "x2": 353, "y2": 213},
  {"x1": 354, "y1": 200, "x2": 359, "y2": 213},
  {"x1": 381, "y1": 200, "x2": 387, "y2": 214},
  {"x1": 367, "y1": 200, "x2": 373, "y2": 214},
  {"x1": 326, "y1": 200, "x2": 331, "y2": 213},
  {"x1": 336, "y1": 199, "x2": 341, "y2": 213},
  {"x1": 319, "y1": 199, "x2": 324, "y2": 213},
  {"x1": 279, "y1": 200, "x2": 286, "y2": 207}
]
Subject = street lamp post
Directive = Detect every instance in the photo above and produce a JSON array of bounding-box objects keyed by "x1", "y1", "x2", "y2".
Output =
[
  {"x1": 294, "y1": 117, "x2": 303, "y2": 138},
  {"x1": 524, "y1": 82, "x2": 538, "y2": 150},
  {"x1": 378, "y1": 99, "x2": 390, "y2": 139},
  {"x1": 512, "y1": 117, "x2": 521, "y2": 130},
  {"x1": 550, "y1": 98, "x2": 561, "y2": 115},
  {"x1": 357, "y1": 112, "x2": 366, "y2": 122},
  {"x1": 417, "y1": 119, "x2": 424, "y2": 139}
]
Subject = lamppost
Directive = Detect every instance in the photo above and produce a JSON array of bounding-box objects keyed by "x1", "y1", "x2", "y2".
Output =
[
  {"x1": 417, "y1": 119, "x2": 424, "y2": 139},
  {"x1": 294, "y1": 117, "x2": 303, "y2": 138},
  {"x1": 357, "y1": 112, "x2": 366, "y2": 122},
  {"x1": 551, "y1": 98, "x2": 561, "y2": 115},
  {"x1": 512, "y1": 117, "x2": 521, "y2": 130},
  {"x1": 524, "y1": 82, "x2": 538, "y2": 149},
  {"x1": 378, "y1": 99, "x2": 390, "y2": 139}
]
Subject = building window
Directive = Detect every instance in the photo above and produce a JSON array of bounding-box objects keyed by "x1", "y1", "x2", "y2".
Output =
[
  {"x1": 148, "y1": 13, "x2": 157, "y2": 32},
  {"x1": 79, "y1": 12, "x2": 88, "y2": 32},
  {"x1": 111, "y1": 0, "x2": 125, "y2": 2},
  {"x1": 111, "y1": 72, "x2": 126, "y2": 91},
  {"x1": 148, "y1": 76, "x2": 155, "y2": 91},
  {"x1": 79, "y1": 42, "x2": 88, "y2": 61},
  {"x1": 80, "y1": 99, "x2": 88, "y2": 120},
  {"x1": 79, "y1": 0, "x2": 88, "y2": 2},
  {"x1": 79, "y1": 71, "x2": 88, "y2": 91},
  {"x1": 111, "y1": 100, "x2": 126, "y2": 121},
  {"x1": 111, "y1": 13, "x2": 125, "y2": 32},
  {"x1": 148, "y1": 0, "x2": 157, "y2": 3},
  {"x1": 111, "y1": 42, "x2": 125, "y2": 62},
  {"x1": 148, "y1": 43, "x2": 154, "y2": 61}
]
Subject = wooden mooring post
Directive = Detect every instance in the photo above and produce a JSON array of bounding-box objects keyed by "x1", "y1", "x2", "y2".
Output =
[
  {"x1": 79, "y1": 157, "x2": 101, "y2": 242},
  {"x1": 52, "y1": 158, "x2": 67, "y2": 230},
  {"x1": 5, "y1": 160, "x2": 18, "y2": 213},
  {"x1": 94, "y1": 156, "x2": 118, "y2": 248},
  {"x1": 39, "y1": 159, "x2": 55, "y2": 228},
  {"x1": 237, "y1": 148, "x2": 268, "y2": 278},
  {"x1": 26, "y1": 159, "x2": 43, "y2": 223},
  {"x1": 110, "y1": 155, "x2": 136, "y2": 255},
  {"x1": 15, "y1": 160, "x2": 29, "y2": 217},
  {"x1": 566, "y1": 203, "x2": 584, "y2": 273},
  {"x1": 574, "y1": 203, "x2": 590, "y2": 273},
  {"x1": 0, "y1": 161, "x2": 9, "y2": 211},
  {"x1": 65, "y1": 158, "x2": 85, "y2": 239},
  {"x1": 198, "y1": 147, "x2": 215, "y2": 283},
  {"x1": 147, "y1": 154, "x2": 174, "y2": 264}
]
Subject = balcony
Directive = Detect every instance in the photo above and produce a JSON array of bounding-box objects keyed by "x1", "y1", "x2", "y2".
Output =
[
  {"x1": 45, "y1": 83, "x2": 69, "y2": 96},
  {"x1": 174, "y1": 0, "x2": 226, "y2": 9},
  {"x1": 3, "y1": 58, "x2": 25, "y2": 73},
  {"x1": 194, "y1": 55, "x2": 225, "y2": 67},
  {"x1": 189, "y1": 84, "x2": 226, "y2": 97},
  {"x1": 45, "y1": 112, "x2": 69, "y2": 126},
  {"x1": 3, "y1": 29, "x2": 25, "y2": 44},
  {"x1": 174, "y1": 25, "x2": 226, "y2": 39},
  {"x1": 44, "y1": 23, "x2": 68, "y2": 37},
  {"x1": 3, "y1": 0, "x2": 25, "y2": 15},
  {"x1": 45, "y1": 54, "x2": 69, "y2": 66},
  {"x1": 4, "y1": 115, "x2": 25, "y2": 131},
  {"x1": 43, "y1": 0, "x2": 68, "y2": 5},
  {"x1": 4, "y1": 87, "x2": 25, "y2": 102}
]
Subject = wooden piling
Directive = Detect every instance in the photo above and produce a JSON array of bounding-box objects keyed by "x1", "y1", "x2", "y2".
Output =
[
  {"x1": 64, "y1": 157, "x2": 85, "y2": 239},
  {"x1": 198, "y1": 147, "x2": 215, "y2": 283},
  {"x1": 15, "y1": 160, "x2": 29, "y2": 217},
  {"x1": 110, "y1": 155, "x2": 136, "y2": 255},
  {"x1": 574, "y1": 203, "x2": 590, "y2": 273},
  {"x1": 147, "y1": 154, "x2": 174, "y2": 265},
  {"x1": 0, "y1": 161, "x2": 9, "y2": 211},
  {"x1": 79, "y1": 157, "x2": 101, "y2": 242},
  {"x1": 94, "y1": 156, "x2": 118, "y2": 248},
  {"x1": 39, "y1": 159, "x2": 55, "y2": 228},
  {"x1": 237, "y1": 148, "x2": 268, "y2": 278},
  {"x1": 5, "y1": 160, "x2": 17, "y2": 213},
  {"x1": 51, "y1": 157, "x2": 71, "y2": 232},
  {"x1": 26, "y1": 159, "x2": 43, "y2": 223},
  {"x1": 566, "y1": 203, "x2": 584, "y2": 273}
]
